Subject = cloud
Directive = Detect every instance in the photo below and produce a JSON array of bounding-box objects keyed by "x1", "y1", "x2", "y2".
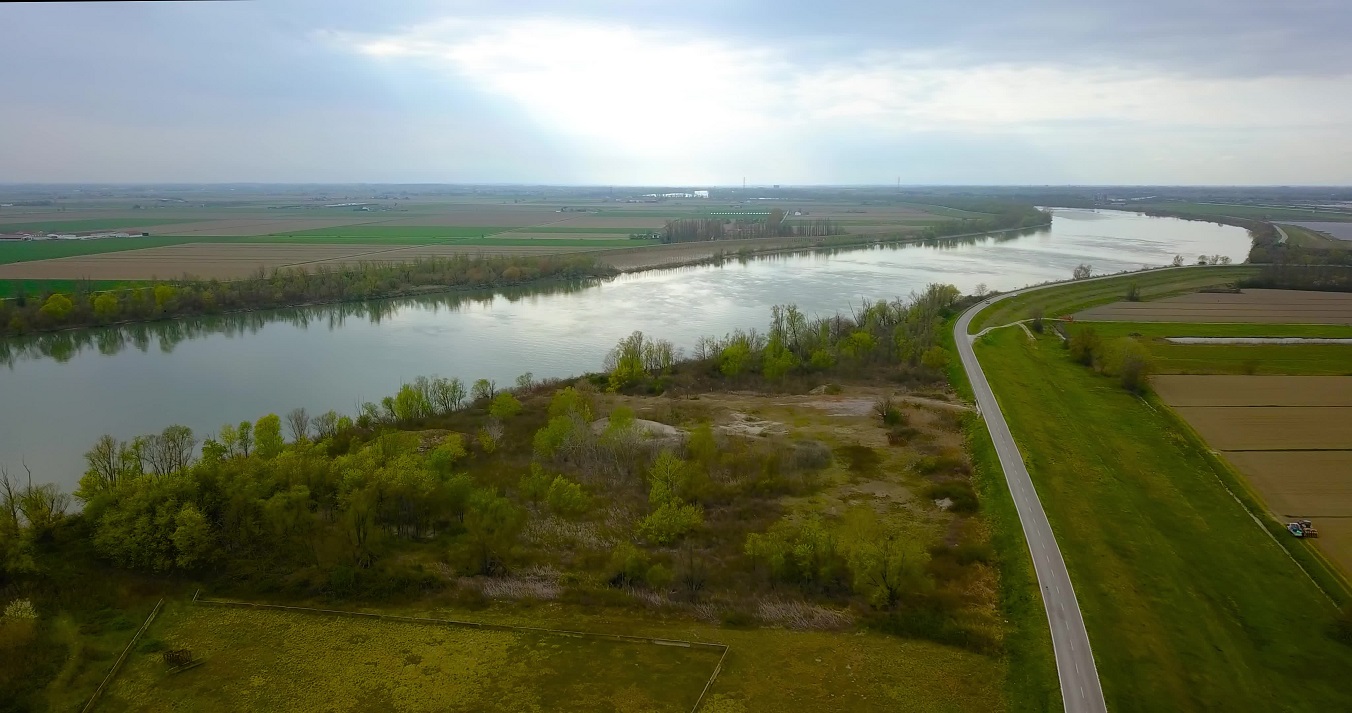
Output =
[{"x1": 1, "y1": 1, "x2": 1351, "y2": 183}]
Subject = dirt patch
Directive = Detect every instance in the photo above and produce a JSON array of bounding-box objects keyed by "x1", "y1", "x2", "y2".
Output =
[
  {"x1": 1074, "y1": 289, "x2": 1352, "y2": 324},
  {"x1": 718, "y1": 411, "x2": 789, "y2": 437},
  {"x1": 590, "y1": 417, "x2": 685, "y2": 440}
]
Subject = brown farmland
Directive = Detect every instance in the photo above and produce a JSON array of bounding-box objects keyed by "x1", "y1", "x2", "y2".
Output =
[
  {"x1": 1075, "y1": 289, "x2": 1352, "y2": 324},
  {"x1": 1157, "y1": 375, "x2": 1352, "y2": 574},
  {"x1": 1172, "y1": 406, "x2": 1352, "y2": 451},
  {"x1": 1153, "y1": 375, "x2": 1352, "y2": 407}
]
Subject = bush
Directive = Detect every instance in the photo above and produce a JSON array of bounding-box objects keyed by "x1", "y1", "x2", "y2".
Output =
[
  {"x1": 1068, "y1": 326, "x2": 1101, "y2": 366},
  {"x1": 875, "y1": 397, "x2": 904, "y2": 426},
  {"x1": 637, "y1": 502, "x2": 704, "y2": 545},
  {"x1": 545, "y1": 476, "x2": 589, "y2": 517}
]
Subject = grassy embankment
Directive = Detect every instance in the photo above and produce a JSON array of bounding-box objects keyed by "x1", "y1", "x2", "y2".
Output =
[
  {"x1": 966, "y1": 269, "x2": 1352, "y2": 710},
  {"x1": 970, "y1": 266, "x2": 1259, "y2": 332},
  {"x1": 1279, "y1": 223, "x2": 1352, "y2": 250},
  {"x1": 1135, "y1": 201, "x2": 1352, "y2": 223}
]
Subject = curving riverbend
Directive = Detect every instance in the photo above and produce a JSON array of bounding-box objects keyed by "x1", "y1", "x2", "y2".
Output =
[{"x1": 0, "y1": 209, "x2": 1251, "y2": 489}]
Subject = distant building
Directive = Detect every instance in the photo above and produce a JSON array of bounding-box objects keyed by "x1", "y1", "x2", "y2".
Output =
[{"x1": 693, "y1": 190, "x2": 710, "y2": 198}]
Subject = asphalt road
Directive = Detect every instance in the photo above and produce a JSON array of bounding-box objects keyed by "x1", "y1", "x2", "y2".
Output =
[{"x1": 955, "y1": 295, "x2": 1108, "y2": 713}]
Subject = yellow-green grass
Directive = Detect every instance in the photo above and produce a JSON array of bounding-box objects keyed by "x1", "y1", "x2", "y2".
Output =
[
  {"x1": 971, "y1": 266, "x2": 1260, "y2": 332},
  {"x1": 100, "y1": 601, "x2": 1008, "y2": 713},
  {"x1": 103, "y1": 603, "x2": 721, "y2": 713},
  {"x1": 1280, "y1": 223, "x2": 1352, "y2": 250},
  {"x1": 973, "y1": 327, "x2": 1352, "y2": 711},
  {"x1": 941, "y1": 323, "x2": 1061, "y2": 713}
]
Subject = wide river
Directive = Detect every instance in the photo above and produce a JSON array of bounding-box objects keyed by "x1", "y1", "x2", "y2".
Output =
[{"x1": 1, "y1": 209, "x2": 1250, "y2": 490}]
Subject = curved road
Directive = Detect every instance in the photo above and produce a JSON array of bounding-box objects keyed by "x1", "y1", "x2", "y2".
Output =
[{"x1": 955, "y1": 295, "x2": 1107, "y2": 713}]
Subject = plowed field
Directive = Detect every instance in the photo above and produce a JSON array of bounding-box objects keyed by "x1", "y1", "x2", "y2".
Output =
[
  {"x1": 1076, "y1": 289, "x2": 1352, "y2": 324},
  {"x1": 1157, "y1": 375, "x2": 1352, "y2": 574}
]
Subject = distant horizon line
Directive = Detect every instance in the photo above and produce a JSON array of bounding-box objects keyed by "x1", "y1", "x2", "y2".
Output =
[{"x1": 1, "y1": 182, "x2": 1350, "y2": 189}]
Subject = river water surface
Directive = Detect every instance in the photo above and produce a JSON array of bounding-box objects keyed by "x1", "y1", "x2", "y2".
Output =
[{"x1": 1, "y1": 209, "x2": 1250, "y2": 490}]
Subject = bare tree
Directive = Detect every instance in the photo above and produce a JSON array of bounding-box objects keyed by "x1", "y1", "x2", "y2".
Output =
[
  {"x1": 286, "y1": 407, "x2": 311, "y2": 443},
  {"x1": 1171, "y1": 254, "x2": 1185, "y2": 267},
  {"x1": 1072, "y1": 264, "x2": 1093, "y2": 280},
  {"x1": 82, "y1": 434, "x2": 123, "y2": 492},
  {"x1": 973, "y1": 283, "x2": 989, "y2": 298},
  {"x1": 313, "y1": 410, "x2": 340, "y2": 440},
  {"x1": 140, "y1": 426, "x2": 197, "y2": 477}
]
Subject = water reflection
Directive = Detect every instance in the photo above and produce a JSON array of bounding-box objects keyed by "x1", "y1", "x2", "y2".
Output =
[{"x1": 1, "y1": 279, "x2": 600, "y2": 368}]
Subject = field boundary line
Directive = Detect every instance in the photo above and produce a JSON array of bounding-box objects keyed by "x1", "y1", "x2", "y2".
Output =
[
  {"x1": 191, "y1": 592, "x2": 733, "y2": 710},
  {"x1": 81, "y1": 598, "x2": 164, "y2": 713}
]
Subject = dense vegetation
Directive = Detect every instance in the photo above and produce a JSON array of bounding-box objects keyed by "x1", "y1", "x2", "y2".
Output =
[
  {"x1": 660, "y1": 210, "x2": 846, "y2": 242},
  {"x1": 0, "y1": 253, "x2": 613, "y2": 338},
  {"x1": 1, "y1": 287, "x2": 1010, "y2": 708}
]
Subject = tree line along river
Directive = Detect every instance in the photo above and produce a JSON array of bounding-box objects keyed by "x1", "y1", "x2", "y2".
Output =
[{"x1": 0, "y1": 209, "x2": 1251, "y2": 490}]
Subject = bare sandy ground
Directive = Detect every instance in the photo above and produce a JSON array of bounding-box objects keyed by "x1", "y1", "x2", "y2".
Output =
[{"x1": 1075, "y1": 289, "x2": 1352, "y2": 324}]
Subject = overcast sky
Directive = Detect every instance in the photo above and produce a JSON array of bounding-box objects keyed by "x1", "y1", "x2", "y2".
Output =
[{"x1": 2, "y1": 0, "x2": 1349, "y2": 185}]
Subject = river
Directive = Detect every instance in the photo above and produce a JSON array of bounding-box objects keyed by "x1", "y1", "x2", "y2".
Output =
[{"x1": 0, "y1": 208, "x2": 1250, "y2": 490}]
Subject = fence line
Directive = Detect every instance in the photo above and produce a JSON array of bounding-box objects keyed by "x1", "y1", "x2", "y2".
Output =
[
  {"x1": 81, "y1": 598, "x2": 164, "y2": 713},
  {"x1": 192, "y1": 592, "x2": 731, "y2": 710}
]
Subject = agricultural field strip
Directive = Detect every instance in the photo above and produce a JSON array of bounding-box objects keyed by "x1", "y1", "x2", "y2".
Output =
[{"x1": 1075, "y1": 289, "x2": 1352, "y2": 325}]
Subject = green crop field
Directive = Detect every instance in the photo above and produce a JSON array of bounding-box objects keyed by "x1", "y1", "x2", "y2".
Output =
[
  {"x1": 970, "y1": 266, "x2": 1259, "y2": 332},
  {"x1": 0, "y1": 236, "x2": 227, "y2": 265},
  {"x1": 0, "y1": 278, "x2": 152, "y2": 298},
  {"x1": 105, "y1": 604, "x2": 722, "y2": 713},
  {"x1": 971, "y1": 326, "x2": 1352, "y2": 711}
]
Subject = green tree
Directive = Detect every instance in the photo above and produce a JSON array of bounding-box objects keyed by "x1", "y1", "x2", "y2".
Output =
[
  {"x1": 920, "y1": 346, "x2": 949, "y2": 371},
  {"x1": 463, "y1": 490, "x2": 524, "y2": 575},
  {"x1": 719, "y1": 342, "x2": 751, "y2": 377},
  {"x1": 489, "y1": 392, "x2": 523, "y2": 420},
  {"x1": 171, "y1": 503, "x2": 213, "y2": 569},
  {"x1": 637, "y1": 502, "x2": 704, "y2": 545},
  {"x1": 471, "y1": 379, "x2": 496, "y2": 402},
  {"x1": 254, "y1": 414, "x2": 284, "y2": 459}
]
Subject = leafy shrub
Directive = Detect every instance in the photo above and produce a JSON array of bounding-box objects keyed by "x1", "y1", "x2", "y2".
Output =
[
  {"x1": 545, "y1": 476, "x2": 589, "y2": 517},
  {"x1": 637, "y1": 502, "x2": 704, "y2": 545},
  {"x1": 835, "y1": 445, "x2": 880, "y2": 473}
]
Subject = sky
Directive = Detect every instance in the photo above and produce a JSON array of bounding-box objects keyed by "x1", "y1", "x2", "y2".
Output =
[{"x1": 1, "y1": 0, "x2": 1350, "y2": 185}]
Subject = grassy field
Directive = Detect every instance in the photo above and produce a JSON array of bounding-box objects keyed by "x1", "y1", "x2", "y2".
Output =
[
  {"x1": 972, "y1": 327, "x2": 1352, "y2": 711},
  {"x1": 0, "y1": 236, "x2": 227, "y2": 265},
  {"x1": 0, "y1": 278, "x2": 151, "y2": 298},
  {"x1": 971, "y1": 266, "x2": 1260, "y2": 332},
  {"x1": 105, "y1": 603, "x2": 722, "y2": 713},
  {"x1": 97, "y1": 600, "x2": 1009, "y2": 713}
]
